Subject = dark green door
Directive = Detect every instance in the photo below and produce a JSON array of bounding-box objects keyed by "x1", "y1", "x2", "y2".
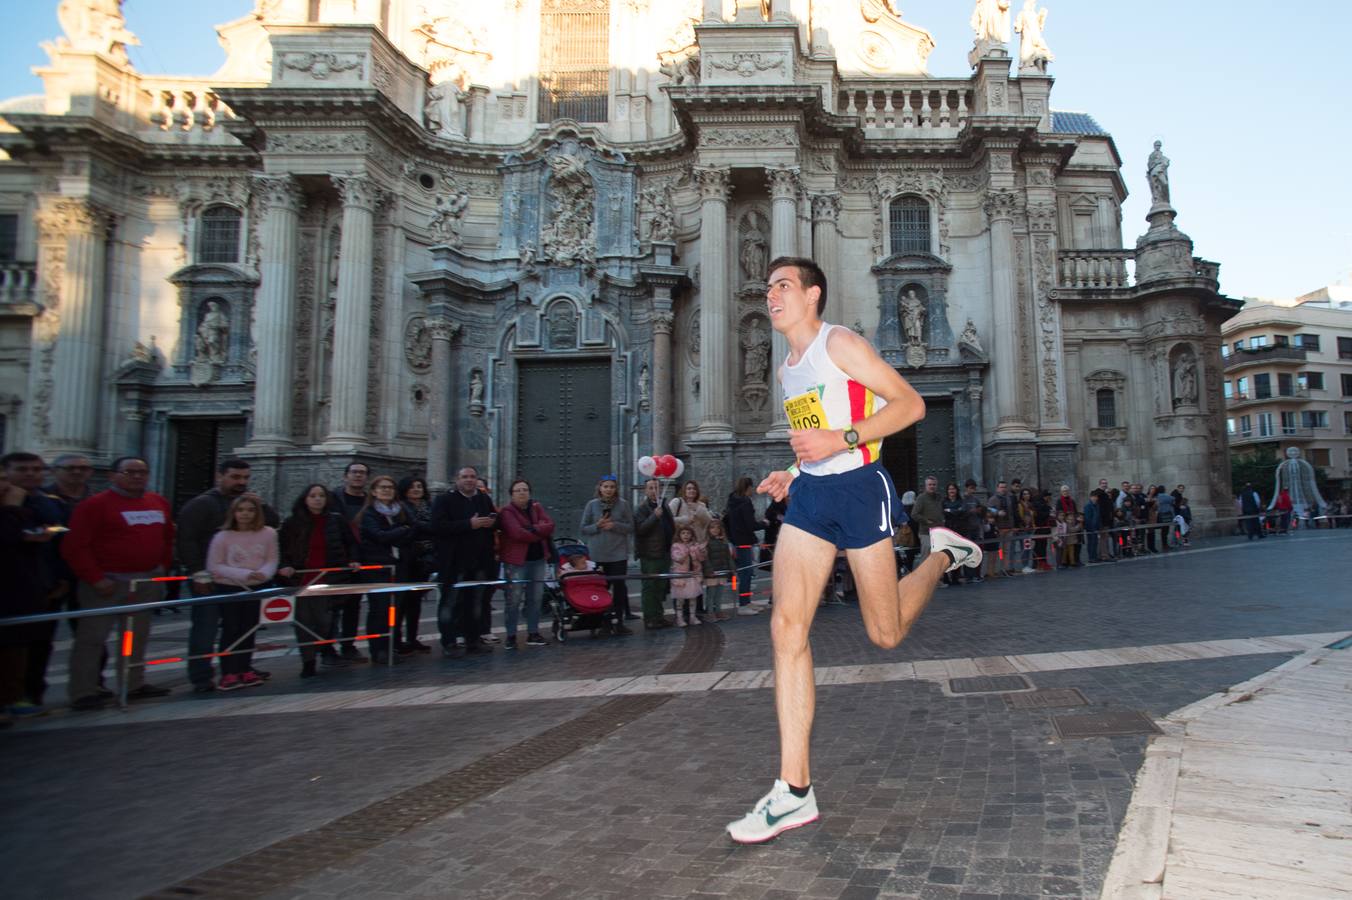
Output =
[
  {"x1": 517, "y1": 359, "x2": 611, "y2": 538},
  {"x1": 914, "y1": 398, "x2": 956, "y2": 492}
]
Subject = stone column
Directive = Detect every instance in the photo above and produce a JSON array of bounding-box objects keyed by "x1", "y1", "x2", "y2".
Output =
[
  {"x1": 768, "y1": 167, "x2": 800, "y2": 433},
  {"x1": 249, "y1": 174, "x2": 303, "y2": 448},
  {"x1": 324, "y1": 174, "x2": 380, "y2": 446},
  {"x1": 45, "y1": 199, "x2": 109, "y2": 455},
  {"x1": 810, "y1": 193, "x2": 840, "y2": 299},
  {"x1": 694, "y1": 166, "x2": 733, "y2": 437},
  {"x1": 984, "y1": 189, "x2": 1032, "y2": 438},
  {"x1": 702, "y1": 0, "x2": 722, "y2": 23},
  {"x1": 425, "y1": 314, "x2": 460, "y2": 491},
  {"x1": 652, "y1": 309, "x2": 674, "y2": 452},
  {"x1": 769, "y1": 0, "x2": 792, "y2": 22}
]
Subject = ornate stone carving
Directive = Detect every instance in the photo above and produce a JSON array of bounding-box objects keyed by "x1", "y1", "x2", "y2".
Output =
[
  {"x1": 982, "y1": 189, "x2": 1021, "y2": 224},
  {"x1": 738, "y1": 211, "x2": 770, "y2": 285},
  {"x1": 428, "y1": 190, "x2": 469, "y2": 245},
  {"x1": 702, "y1": 128, "x2": 796, "y2": 148},
  {"x1": 1032, "y1": 236, "x2": 1060, "y2": 420},
  {"x1": 958, "y1": 319, "x2": 984, "y2": 356},
  {"x1": 766, "y1": 166, "x2": 800, "y2": 201},
  {"x1": 405, "y1": 317, "x2": 432, "y2": 372},
  {"x1": 1171, "y1": 346, "x2": 1198, "y2": 408},
  {"x1": 269, "y1": 132, "x2": 364, "y2": 154},
  {"x1": 638, "y1": 362, "x2": 650, "y2": 411},
  {"x1": 426, "y1": 316, "x2": 460, "y2": 343},
  {"x1": 1026, "y1": 201, "x2": 1056, "y2": 233},
  {"x1": 693, "y1": 166, "x2": 731, "y2": 202},
  {"x1": 708, "y1": 52, "x2": 784, "y2": 77},
  {"x1": 739, "y1": 316, "x2": 771, "y2": 414},
  {"x1": 37, "y1": 197, "x2": 108, "y2": 241},
  {"x1": 540, "y1": 152, "x2": 596, "y2": 266},
  {"x1": 333, "y1": 173, "x2": 381, "y2": 211},
  {"x1": 1013, "y1": 0, "x2": 1053, "y2": 72},
  {"x1": 547, "y1": 302, "x2": 578, "y2": 349},
  {"x1": 54, "y1": 0, "x2": 139, "y2": 64},
  {"x1": 810, "y1": 193, "x2": 841, "y2": 223},
  {"x1": 281, "y1": 51, "x2": 362, "y2": 79},
  {"x1": 652, "y1": 311, "x2": 675, "y2": 335},
  {"x1": 641, "y1": 185, "x2": 676, "y2": 241}
]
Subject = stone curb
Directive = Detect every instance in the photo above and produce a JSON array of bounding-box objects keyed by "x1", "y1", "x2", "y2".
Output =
[{"x1": 1098, "y1": 644, "x2": 1344, "y2": 900}]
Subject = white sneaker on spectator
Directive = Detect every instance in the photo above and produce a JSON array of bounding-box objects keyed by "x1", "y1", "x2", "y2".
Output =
[
  {"x1": 737, "y1": 605, "x2": 760, "y2": 616},
  {"x1": 927, "y1": 527, "x2": 982, "y2": 573}
]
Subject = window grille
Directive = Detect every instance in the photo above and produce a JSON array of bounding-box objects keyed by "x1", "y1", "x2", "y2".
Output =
[
  {"x1": 198, "y1": 206, "x2": 241, "y2": 264},
  {"x1": 1095, "y1": 388, "x2": 1116, "y2": 428},
  {"x1": 888, "y1": 196, "x2": 930, "y2": 255},
  {"x1": 538, "y1": 0, "x2": 610, "y2": 123}
]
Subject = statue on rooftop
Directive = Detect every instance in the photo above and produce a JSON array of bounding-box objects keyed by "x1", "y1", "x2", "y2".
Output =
[
  {"x1": 1268, "y1": 447, "x2": 1327, "y2": 520},
  {"x1": 1147, "y1": 140, "x2": 1171, "y2": 206},
  {"x1": 970, "y1": 0, "x2": 1012, "y2": 45},
  {"x1": 1013, "y1": 0, "x2": 1053, "y2": 72}
]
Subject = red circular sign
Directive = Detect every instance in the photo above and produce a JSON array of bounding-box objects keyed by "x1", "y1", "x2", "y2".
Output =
[{"x1": 262, "y1": 597, "x2": 293, "y2": 622}]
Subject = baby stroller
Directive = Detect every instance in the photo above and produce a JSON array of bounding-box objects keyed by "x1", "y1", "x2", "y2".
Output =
[{"x1": 544, "y1": 539, "x2": 614, "y2": 643}]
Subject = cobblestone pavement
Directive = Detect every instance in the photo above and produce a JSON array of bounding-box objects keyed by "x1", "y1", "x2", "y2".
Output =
[{"x1": 1, "y1": 531, "x2": 1348, "y2": 899}]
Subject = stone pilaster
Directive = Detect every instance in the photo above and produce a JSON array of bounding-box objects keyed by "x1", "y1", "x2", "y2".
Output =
[
  {"x1": 1026, "y1": 199, "x2": 1074, "y2": 441},
  {"x1": 767, "y1": 167, "x2": 800, "y2": 434},
  {"x1": 810, "y1": 193, "x2": 840, "y2": 297},
  {"x1": 323, "y1": 174, "x2": 379, "y2": 447},
  {"x1": 693, "y1": 166, "x2": 733, "y2": 438},
  {"x1": 984, "y1": 189, "x2": 1032, "y2": 439},
  {"x1": 248, "y1": 174, "x2": 303, "y2": 448},
  {"x1": 651, "y1": 309, "x2": 674, "y2": 453},
  {"x1": 425, "y1": 313, "x2": 460, "y2": 492},
  {"x1": 45, "y1": 198, "x2": 110, "y2": 455}
]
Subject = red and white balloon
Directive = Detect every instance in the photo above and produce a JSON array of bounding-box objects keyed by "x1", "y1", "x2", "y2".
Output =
[{"x1": 638, "y1": 453, "x2": 684, "y2": 479}]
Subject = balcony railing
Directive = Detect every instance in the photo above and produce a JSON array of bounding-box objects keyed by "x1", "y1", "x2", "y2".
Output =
[
  {"x1": 837, "y1": 81, "x2": 973, "y2": 133},
  {"x1": 1229, "y1": 426, "x2": 1320, "y2": 446},
  {"x1": 0, "y1": 262, "x2": 36, "y2": 307},
  {"x1": 138, "y1": 78, "x2": 240, "y2": 135},
  {"x1": 1222, "y1": 345, "x2": 1308, "y2": 370},
  {"x1": 1057, "y1": 250, "x2": 1133, "y2": 289}
]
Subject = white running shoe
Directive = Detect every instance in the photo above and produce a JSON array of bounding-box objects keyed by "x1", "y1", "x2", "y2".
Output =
[
  {"x1": 726, "y1": 779, "x2": 820, "y2": 844},
  {"x1": 927, "y1": 526, "x2": 983, "y2": 573},
  {"x1": 736, "y1": 605, "x2": 760, "y2": 616}
]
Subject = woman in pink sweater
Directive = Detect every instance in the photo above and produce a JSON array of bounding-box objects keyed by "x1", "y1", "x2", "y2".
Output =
[{"x1": 207, "y1": 493, "x2": 279, "y2": 691}]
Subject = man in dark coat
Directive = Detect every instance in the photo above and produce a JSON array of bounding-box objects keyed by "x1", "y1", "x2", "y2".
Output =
[
  {"x1": 431, "y1": 465, "x2": 497, "y2": 656},
  {"x1": 634, "y1": 477, "x2": 675, "y2": 629}
]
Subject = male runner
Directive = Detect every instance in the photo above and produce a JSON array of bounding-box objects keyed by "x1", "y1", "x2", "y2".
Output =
[{"x1": 726, "y1": 257, "x2": 983, "y2": 844}]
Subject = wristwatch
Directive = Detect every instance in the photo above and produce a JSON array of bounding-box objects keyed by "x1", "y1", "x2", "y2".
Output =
[{"x1": 843, "y1": 428, "x2": 860, "y2": 452}]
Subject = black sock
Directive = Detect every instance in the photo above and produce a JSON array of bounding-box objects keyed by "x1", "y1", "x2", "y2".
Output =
[
  {"x1": 941, "y1": 548, "x2": 956, "y2": 565},
  {"x1": 787, "y1": 782, "x2": 811, "y2": 798}
]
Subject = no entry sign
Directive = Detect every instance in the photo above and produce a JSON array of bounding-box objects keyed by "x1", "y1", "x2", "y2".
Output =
[{"x1": 260, "y1": 596, "x2": 294, "y2": 624}]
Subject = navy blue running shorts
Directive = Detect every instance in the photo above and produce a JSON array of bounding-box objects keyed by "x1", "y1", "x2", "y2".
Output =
[{"x1": 784, "y1": 461, "x2": 900, "y2": 550}]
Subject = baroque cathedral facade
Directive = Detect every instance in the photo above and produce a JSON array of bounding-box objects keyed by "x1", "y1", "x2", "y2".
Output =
[{"x1": 0, "y1": 0, "x2": 1238, "y2": 522}]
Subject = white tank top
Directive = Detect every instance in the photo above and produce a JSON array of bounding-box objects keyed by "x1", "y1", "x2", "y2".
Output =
[{"x1": 779, "y1": 322, "x2": 887, "y2": 476}]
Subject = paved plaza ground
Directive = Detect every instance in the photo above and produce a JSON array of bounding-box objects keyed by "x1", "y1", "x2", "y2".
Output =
[{"x1": 1, "y1": 530, "x2": 1349, "y2": 899}]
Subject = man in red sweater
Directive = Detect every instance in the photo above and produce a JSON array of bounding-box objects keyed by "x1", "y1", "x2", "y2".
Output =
[{"x1": 61, "y1": 456, "x2": 175, "y2": 709}]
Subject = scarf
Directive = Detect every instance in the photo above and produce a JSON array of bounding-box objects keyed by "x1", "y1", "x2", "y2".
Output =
[{"x1": 375, "y1": 500, "x2": 402, "y2": 517}]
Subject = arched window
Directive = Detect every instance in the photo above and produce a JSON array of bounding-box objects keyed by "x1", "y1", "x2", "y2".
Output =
[
  {"x1": 888, "y1": 195, "x2": 930, "y2": 255},
  {"x1": 1096, "y1": 388, "x2": 1117, "y2": 428},
  {"x1": 198, "y1": 205, "x2": 241, "y2": 264}
]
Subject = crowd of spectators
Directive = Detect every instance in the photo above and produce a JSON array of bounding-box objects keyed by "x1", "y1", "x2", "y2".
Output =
[{"x1": 1, "y1": 449, "x2": 1348, "y2": 727}]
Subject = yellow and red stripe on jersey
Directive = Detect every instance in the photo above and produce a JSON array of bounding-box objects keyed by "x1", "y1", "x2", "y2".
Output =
[{"x1": 845, "y1": 379, "x2": 883, "y2": 463}]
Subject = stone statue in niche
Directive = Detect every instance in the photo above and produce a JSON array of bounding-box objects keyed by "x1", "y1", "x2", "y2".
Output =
[
  {"x1": 900, "y1": 289, "x2": 928, "y2": 368},
  {"x1": 1172, "y1": 349, "x2": 1198, "y2": 408},
  {"x1": 638, "y1": 363, "x2": 650, "y2": 411},
  {"x1": 1147, "y1": 140, "x2": 1171, "y2": 206},
  {"x1": 1013, "y1": 0, "x2": 1053, "y2": 72},
  {"x1": 959, "y1": 319, "x2": 984, "y2": 356},
  {"x1": 196, "y1": 300, "x2": 229, "y2": 365},
  {"x1": 540, "y1": 152, "x2": 597, "y2": 265},
  {"x1": 738, "y1": 212, "x2": 769, "y2": 285},
  {"x1": 405, "y1": 318, "x2": 432, "y2": 372},
  {"x1": 741, "y1": 321, "x2": 770, "y2": 384},
  {"x1": 643, "y1": 186, "x2": 676, "y2": 242},
  {"x1": 468, "y1": 369, "x2": 485, "y2": 416}
]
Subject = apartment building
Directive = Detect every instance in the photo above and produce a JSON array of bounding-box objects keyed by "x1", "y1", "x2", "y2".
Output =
[{"x1": 1221, "y1": 287, "x2": 1352, "y2": 494}]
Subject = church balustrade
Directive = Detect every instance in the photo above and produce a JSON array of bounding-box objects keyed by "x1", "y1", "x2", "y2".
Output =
[
  {"x1": 140, "y1": 79, "x2": 239, "y2": 134},
  {"x1": 0, "y1": 261, "x2": 36, "y2": 307},
  {"x1": 1056, "y1": 249, "x2": 1133, "y2": 290},
  {"x1": 838, "y1": 82, "x2": 972, "y2": 132}
]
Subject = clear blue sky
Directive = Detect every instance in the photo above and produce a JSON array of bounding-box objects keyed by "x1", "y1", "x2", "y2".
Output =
[{"x1": 3, "y1": 0, "x2": 1348, "y2": 300}]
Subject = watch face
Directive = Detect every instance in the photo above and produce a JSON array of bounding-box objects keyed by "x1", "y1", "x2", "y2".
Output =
[{"x1": 845, "y1": 429, "x2": 859, "y2": 446}]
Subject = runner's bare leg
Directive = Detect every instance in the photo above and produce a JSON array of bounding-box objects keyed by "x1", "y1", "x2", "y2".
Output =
[
  {"x1": 770, "y1": 524, "x2": 838, "y2": 788},
  {"x1": 846, "y1": 540, "x2": 947, "y2": 649}
]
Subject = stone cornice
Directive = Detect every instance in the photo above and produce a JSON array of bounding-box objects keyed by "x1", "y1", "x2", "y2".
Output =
[{"x1": 0, "y1": 113, "x2": 257, "y2": 168}]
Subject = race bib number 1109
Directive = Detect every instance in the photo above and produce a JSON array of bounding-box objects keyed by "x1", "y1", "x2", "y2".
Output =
[{"x1": 783, "y1": 388, "x2": 828, "y2": 431}]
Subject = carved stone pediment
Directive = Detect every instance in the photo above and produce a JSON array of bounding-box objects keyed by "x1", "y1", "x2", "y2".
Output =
[{"x1": 872, "y1": 252, "x2": 952, "y2": 274}]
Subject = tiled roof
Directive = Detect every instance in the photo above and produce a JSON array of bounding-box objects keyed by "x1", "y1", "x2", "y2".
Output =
[{"x1": 1050, "y1": 111, "x2": 1107, "y2": 135}]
